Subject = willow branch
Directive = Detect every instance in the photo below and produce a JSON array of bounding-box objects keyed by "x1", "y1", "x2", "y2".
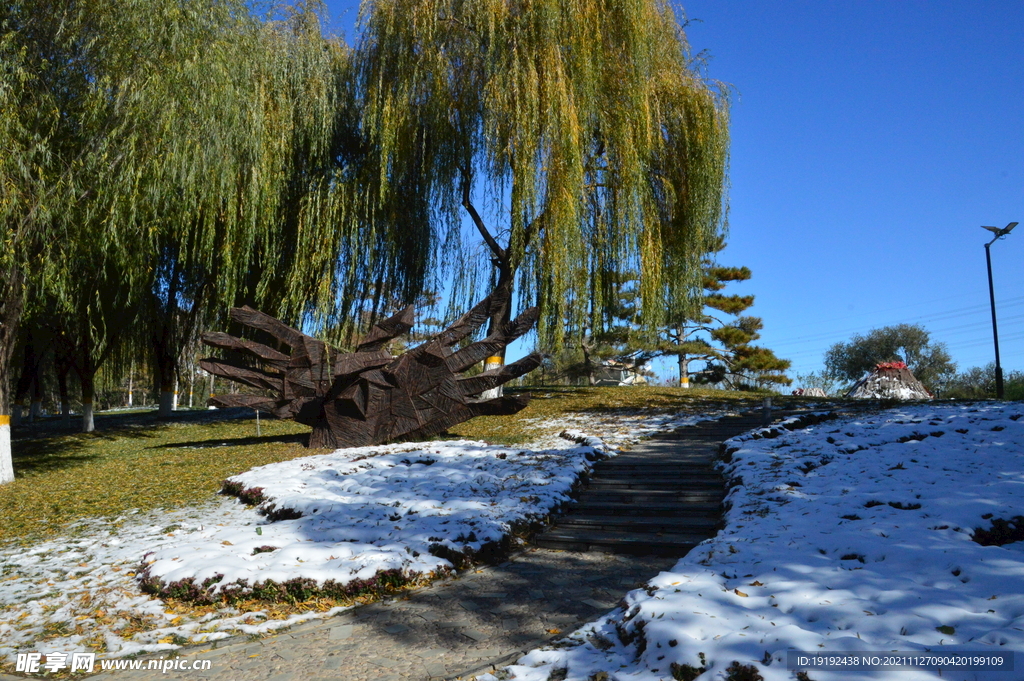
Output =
[{"x1": 459, "y1": 166, "x2": 506, "y2": 266}]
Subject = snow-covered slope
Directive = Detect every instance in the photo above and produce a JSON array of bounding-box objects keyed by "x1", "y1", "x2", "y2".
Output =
[{"x1": 487, "y1": 403, "x2": 1024, "y2": 681}]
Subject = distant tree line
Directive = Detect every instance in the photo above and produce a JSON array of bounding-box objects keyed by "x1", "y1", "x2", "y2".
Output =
[{"x1": 798, "y1": 323, "x2": 1018, "y2": 399}]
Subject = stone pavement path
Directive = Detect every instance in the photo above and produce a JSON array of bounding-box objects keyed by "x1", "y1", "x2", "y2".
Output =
[{"x1": 89, "y1": 549, "x2": 675, "y2": 681}]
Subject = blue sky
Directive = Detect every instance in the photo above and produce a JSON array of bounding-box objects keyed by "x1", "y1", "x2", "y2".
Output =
[{"x1": 322, "y1": 1, "x2": 1023, "y2": 384}]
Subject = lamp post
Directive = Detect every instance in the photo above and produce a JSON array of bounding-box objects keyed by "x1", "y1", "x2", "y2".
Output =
[{"x1": 981, "y1": 221, "x2": 1018, "y2": 399}]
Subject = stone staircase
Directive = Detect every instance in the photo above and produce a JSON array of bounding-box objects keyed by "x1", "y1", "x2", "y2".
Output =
[{"x1": 534, "y1": 411, "x2": 776, "y2": 555}]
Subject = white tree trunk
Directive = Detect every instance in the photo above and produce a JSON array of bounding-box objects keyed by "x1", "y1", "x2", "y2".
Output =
[
  {"x1": 677, "y1": 329, "x2": 690, "y2": 389},
  {"x1": 172, "y1": 377, "x2": 178, "y2": 411},
  {"x1": 481, "y1": 356, "x2": 503, "y2": 399},
  {"x1": 82, "y1": 401, "x2": 94, "y2": 433},
  {"x1": 0, "y1": 415, "x2": 13, "y2": 485},
  {"x1": 127, "y1": 368, "x2": 133, "y2": 407}
]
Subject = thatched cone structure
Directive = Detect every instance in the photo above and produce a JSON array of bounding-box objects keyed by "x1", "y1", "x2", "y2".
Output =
[{"x1": 846, "y1": 362, "x2": 931, "y2": 400}]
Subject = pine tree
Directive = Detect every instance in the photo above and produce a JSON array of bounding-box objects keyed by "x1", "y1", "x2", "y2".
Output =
[{"x1": 656, "y1": 236, "x2": 791, "y2": 390}]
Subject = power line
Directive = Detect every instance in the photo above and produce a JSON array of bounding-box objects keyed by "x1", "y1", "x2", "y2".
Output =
[
  {"x1": 773, "y1": 316, "x2": 1024, "y2": 355},
  {"x1": 763, "y1": 291, "x2": 982, "y2": 334},
  {"x1": 765, "y1": 297, "x2": 1024, "y2": 349}
]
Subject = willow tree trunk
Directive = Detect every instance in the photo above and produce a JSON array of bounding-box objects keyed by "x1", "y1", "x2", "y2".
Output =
[
  {"x1": 29, "y1": 378, "x2": 42, "y2": 421},
  {"x1": 581, "y1": 340, "x2": 598, "y2": 386},
  {"x1": 676, "y1": 328, "x2": 690, "y2": 389},
  {"x1": 0, "y1": 366, "x2": 13, "y2": 483},
  {"x1": 13, "y1": 340, "x2": 34, "y2": 426},
  {"x1": 57, "y1": 358, "x2": 71, "y2": 427},
  {"x1": 80, "y1": 370, "x2": 95, "y2": 432},
  {"x1": 154, "y1": 335, "x2": 177, "y2": 418},
  {"x1": 76, "y1": 324, "x2": 96, "y2": 433},
  {"x1": 0, "y1": 268, "x2": 25, "y2": 485}
]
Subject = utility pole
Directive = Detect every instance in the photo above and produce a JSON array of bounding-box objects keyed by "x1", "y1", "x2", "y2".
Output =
[{"x1": 981, "y1": 222, "x2": 1018, "y2": 399}]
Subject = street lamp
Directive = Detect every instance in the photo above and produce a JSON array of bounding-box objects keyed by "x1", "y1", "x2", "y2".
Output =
[{"x1": 981, "y1": 221, "x2": 1018, "y2": 399}]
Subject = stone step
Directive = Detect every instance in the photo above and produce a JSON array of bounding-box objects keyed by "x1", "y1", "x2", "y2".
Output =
[
  {"x1": 605, "y1": 454, "x2": 716, "y2": 463},
  {"x1": 556, "y1": 515, "x2": 719, "y2": 533},
  {"x1": 585, "y1": 479, "x2": 722, "y2": 491},
  {"x1": 574, "y1": 489, "x2": 725, "y2": 504},
  {"x1": 593, "y1": 463, "x2": 721, "y2": 474},
  {"x1": 531, "y1": 409, "x2": 782, "y2": 556},
  {"x1": 533, "y1": 528, "x2": 708, "y2": 556},
  {"x1": 570, "y1": 500, "x2": 721, "y2": 516},
  {"x1": 590, "y1": 473, "x2": 720, "y2": 482}
]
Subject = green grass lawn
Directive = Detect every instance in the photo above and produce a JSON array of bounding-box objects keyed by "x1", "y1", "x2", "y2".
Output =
[
  {"x1": 0, "y1": 386, "x2": 789, "y2": 546},
  {"x1": 2, "y1": 412, "x2": 311, "y2": 545}
]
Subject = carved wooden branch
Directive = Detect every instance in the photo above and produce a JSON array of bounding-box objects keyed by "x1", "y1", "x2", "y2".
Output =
[{"x1": 200, "y1": 284, "x2": 541, "y2": 448}]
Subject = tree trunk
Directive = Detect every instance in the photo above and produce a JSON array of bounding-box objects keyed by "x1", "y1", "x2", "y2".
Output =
[
  {"x1": 76, "y1": 323, "x2": 96, "y2": 433},
  {"x1": 676, "y1": 327, "x2": 690, "y2": 388},
  {"x1": 57, "y1": 354, "x2": 72, "y2": 427},
  {"x1": 81, "y1": 371, "x2": 95, "y2": 433},
  {"x1": 0, "y1": 413, "x2": 11, "y2": 484},
  {"x1": 13, "y1": 334, "x2": 36, "y2": 425},
  {"x1": 127, "y1": 361, "x2": 133, "y2": 407},
  {"x1": 158, "y1": 389, "x2": 174, "y2": 416},
  {"x1": 0, "y1": 267, "x2": 25, "y2": 484},
  {"x1": 481, "y1": 356, "x2": 503, "y2": 399},
  {"x1": 154, "y1": 338, "x2": 177, "y2": 419},
  {"x1": 581, "y1": 339, "x2": 597, "y2": 386},
  {"x1": 29, "y1": 367, "x2": 42, "y2": 421},
  {"x1": 0, "y1": 382, "x2": 13, "y2": 485}
]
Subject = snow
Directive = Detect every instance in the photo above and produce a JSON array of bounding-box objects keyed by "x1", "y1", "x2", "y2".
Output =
[
  {"x1": 0, "y1": 408, "x2": 721, "y2": 664},
  {"x1": 140, "y1": 439, "x2": 599, "y2": 595},
  {"x1": 482, "y1": 403, "x2": 1024, "y2": 681}
]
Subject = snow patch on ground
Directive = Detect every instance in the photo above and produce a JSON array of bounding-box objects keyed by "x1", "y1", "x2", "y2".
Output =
[
  {"x1": 1, "y1": 408, "x2": 725, "y2": 663},
  {"x1": 482, "y1": 403, "x2": 1024, "y2": 681},
  {"x1": 141, "y1": 439, "x2": 598, "y2": 595}
]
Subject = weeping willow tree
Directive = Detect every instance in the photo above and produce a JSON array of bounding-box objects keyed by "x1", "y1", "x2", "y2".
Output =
[
  {"x1": 0, "y1": 0, "x2": 425, "y2": 462},
  {"x1": 128, "y1": 2, "x2": 368, "y2": 416},
  {"x1": 0, "y1": 0, "x2": 130, "y2": 453},
  {"x1": 2, "y1": 0, "x2": 281, "y2": 431},
  {"x1": 357, "y1": 0, "x2": 730, "y2": 350},
  {"x1": 132, "y1": 2, "x2": 437, "y2": 414}
]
